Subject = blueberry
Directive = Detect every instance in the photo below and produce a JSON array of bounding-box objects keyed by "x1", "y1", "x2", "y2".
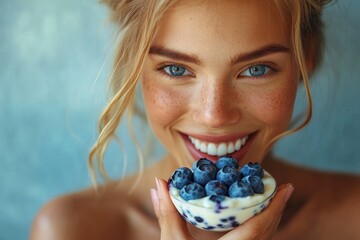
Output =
[
  {"x1": 193, "y1": 163, "x2": 218, "y2": 186},
  {"x1": 192, "y1": 158, "x2": 213, "y2": 171},
  {"x1": 217, "y1": 166, "x2": 240, "y2": 187},
  {"x1": 216, "y1": 156, "x2": 239, "y2": 169},
  {"x1": 171, "y1": 167, "x2": 194, "y2": 190},
  {"x1": 180, "y1": 182, "x2": 206, "y2": 201},
  {"x1": 242, "y1": 175, "x2": 264, "y2": 194},
  {"x1": 205, "y1": 180, "x2": 228, "y2": 196},
  {"x1": 209, "y1": 195, "x2": 225, "y2": 203},
  {"x1": 229, "y1": 180, "x2": 254, "y2": 198},
  {"x1": 240, "y1": 162, "x2": 264, "y2": 178}
]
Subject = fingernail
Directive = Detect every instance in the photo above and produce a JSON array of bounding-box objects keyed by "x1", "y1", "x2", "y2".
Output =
[
  {"x1": 150, "y1": 188, "x2": 159, "y2": 205},
  {"x1": 155, "y1": 177, "x2": 160, "y2": 189},
  {"x1": 155, "y1": 177, "x2": 162, "y2": 197},
  {"x1": 150, "y1": 188, "x2": 160, "y2": 215},
  {"x1": 284, "y1": 183, "x2": 294, "y2": 203}
]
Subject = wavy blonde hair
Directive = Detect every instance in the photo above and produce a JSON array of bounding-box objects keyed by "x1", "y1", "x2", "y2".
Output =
[{"x1": 89, "y1": 0, "x2": 332, "y2": 186}]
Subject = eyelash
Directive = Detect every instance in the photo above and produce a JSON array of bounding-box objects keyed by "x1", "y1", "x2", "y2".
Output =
[
  {"x1": 156, "y1": 62, "x2": 279, "y2": 80},
  {"x1": 157, "y1": 63, "x2": 195, "y2": 80},
  {"x1": 237, "y1": 63, "x2": 279, "y2": 79}
]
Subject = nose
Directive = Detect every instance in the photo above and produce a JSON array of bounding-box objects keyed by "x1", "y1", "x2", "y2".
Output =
[{"x1": 192, "y1": 80, "x2": 241, "y2": 128}]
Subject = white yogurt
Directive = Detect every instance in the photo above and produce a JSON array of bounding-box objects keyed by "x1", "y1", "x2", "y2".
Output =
[{"x1": 169, "y1": 171, "x2": 276, "y2": 231}]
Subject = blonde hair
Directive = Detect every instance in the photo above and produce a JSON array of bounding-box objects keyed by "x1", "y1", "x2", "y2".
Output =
[
  {"x1": 89, "y1": 0, "x2": 332, "y2": 185},
  {"x1": 265, "y1": 0, "x2": 332, "y2": 150}
]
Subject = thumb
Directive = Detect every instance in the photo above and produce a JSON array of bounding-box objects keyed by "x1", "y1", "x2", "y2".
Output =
[
  {"x1": 151, "y1": 178, "x2": 193, "y2": 240},
  {"x1": 220, "y1": 183, "x2": 294, "y2": 240}
]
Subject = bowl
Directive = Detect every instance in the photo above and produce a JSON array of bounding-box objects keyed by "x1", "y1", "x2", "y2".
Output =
[{"x1": 169, "y1": 171, "x2": 276, "y2": 232}]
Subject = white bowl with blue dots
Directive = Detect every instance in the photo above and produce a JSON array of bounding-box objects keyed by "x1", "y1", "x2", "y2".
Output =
[{"x1": 169, "y1": 171, "x2": 276, "y2": 232}]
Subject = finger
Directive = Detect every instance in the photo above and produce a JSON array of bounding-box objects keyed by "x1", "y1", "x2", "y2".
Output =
[
  {"x1": 220, "y1": 183, "x2": 294, "y2": 240},
  {"x1": 151, "y1": 178, "x2": 193, "y2": 240},
  {"x1": 150, "y1": 188, "x2": 160, "y2": 218}
]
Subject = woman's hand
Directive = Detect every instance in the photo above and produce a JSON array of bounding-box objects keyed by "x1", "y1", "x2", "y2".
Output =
[{"x1": 151, "y1": 178, "x2": 293, "y2": 240}]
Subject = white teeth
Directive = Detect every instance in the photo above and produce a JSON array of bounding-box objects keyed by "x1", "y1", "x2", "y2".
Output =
[
  {"x1": 195, "y1": 139, "x2": 201, "y2": 150},
  {"x1": 227, "y1": 142, "x2": 235, "y2": 154},
  {"x1": 241, "y1": 135, "x2": 248, "y2": 145},
  {"x1": 217, "y1": 143, "x2": 228, "y2": 156},
  {"x1": 188, "y1": 135, "x2": 249, "y2": 156},
  {"x1": 200, "y1": 142, "x2": 207, "y2": 153},
  {"x1": 235, "y1": 139, "x2": 241, "y2": 151},
  {"x1": 207, "y1": 143, "x2": 217, "y2": 155}
]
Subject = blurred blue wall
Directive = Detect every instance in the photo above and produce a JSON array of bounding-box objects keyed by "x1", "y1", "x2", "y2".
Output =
[
  {"x1": 275, "y1": 0, "x2": 360, "y2": 171},
  {"x1": 1, "y1": 1, "x2": 113, "y2": 239},
  {"x1": 0, "y1": 0, "x2": 359, "y2": 239}
]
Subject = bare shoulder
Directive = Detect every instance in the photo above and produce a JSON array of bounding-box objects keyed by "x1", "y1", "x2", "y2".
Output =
[
  {"x1": 30, "y1": 183, "x2": 125, "y2": 240},
  {"x1": 30, "y1": 175, "x2": 159, "y2": 240},
  {"x1": 299, "y1": 171, "x2": 360, "y2": 239},
  {"x1": 265, "y1": 157, "x2": 360, "y2": 239},
  {"x1": 316, "y1": 170, "x2": 360, "y2": 226}
]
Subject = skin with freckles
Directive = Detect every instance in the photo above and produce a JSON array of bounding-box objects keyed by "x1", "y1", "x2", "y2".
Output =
[
  {"x1": 142, "y1": 0, "x2": 298, "y2": 165},
  {"x1": 30, "y1": 1, "x2": 360, "y2": 240}
]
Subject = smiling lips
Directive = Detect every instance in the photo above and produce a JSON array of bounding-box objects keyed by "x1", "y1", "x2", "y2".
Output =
[{"x1": 188, "y1": 135, "x2": 249, "y2": 156}]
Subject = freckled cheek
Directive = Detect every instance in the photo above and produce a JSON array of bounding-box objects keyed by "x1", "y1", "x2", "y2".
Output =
[
  {"x1": 246, "y1": 85, "x2": 297, "y2": 130},
  {"x1": 141, "y1": 77, "x2": 188, "y2": 129}
]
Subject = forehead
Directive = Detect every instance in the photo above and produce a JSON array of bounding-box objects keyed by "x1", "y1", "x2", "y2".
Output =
[{"x1": 152, "y1": 0, "x2": 290, "y2": 59}]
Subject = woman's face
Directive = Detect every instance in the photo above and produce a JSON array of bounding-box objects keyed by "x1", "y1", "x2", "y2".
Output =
[{"x1": 141, "y1": 0, "x2": 299, "y2": 167}]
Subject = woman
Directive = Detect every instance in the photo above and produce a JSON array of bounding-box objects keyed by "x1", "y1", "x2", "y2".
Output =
[{"x1": 31, "y1": 0, "x2": 360, "y2": 239}]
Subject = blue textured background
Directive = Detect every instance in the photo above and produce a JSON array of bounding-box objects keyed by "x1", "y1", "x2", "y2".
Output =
[{"x1": 1, "y1": 0, "x2": 359, "y2": 239}]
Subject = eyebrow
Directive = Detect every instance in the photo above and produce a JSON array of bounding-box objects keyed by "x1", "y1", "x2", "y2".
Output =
[
  {"x1": 149, "y1": 44, "x2": 290, "y2": 66},
  {"x1": 149, "y1": 46, "x2": 202, "y2": 65},
  {"x1": 230, "y1": 44, "x2": 290, "y2": 65}
]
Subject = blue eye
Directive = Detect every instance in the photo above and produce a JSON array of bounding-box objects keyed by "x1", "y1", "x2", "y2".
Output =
[
  {"x1": 240, "y1": 64, "x2": 270, "y2": 77},
  {"x1": 163, "y1": 65, "x2": 192, "y2": 77}
]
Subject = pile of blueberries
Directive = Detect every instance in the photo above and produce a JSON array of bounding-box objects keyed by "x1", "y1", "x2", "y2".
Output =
[{"x1": 170, "y1": 156, "x2": 265, "y2": 201}]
